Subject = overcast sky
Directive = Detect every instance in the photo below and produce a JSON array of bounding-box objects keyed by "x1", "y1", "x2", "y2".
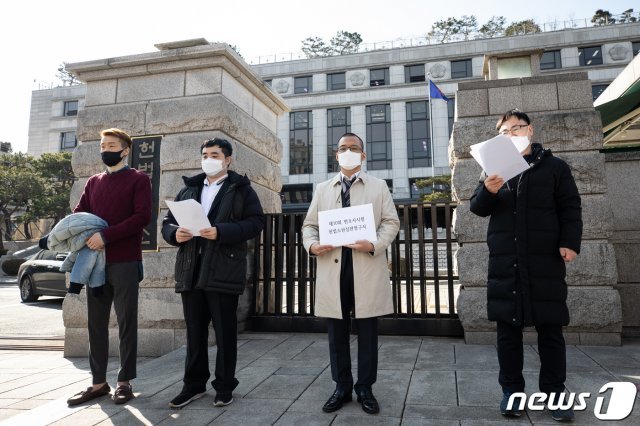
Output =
[{"x1": 0, "y1": 0, "x2": 632, "y2": 153}]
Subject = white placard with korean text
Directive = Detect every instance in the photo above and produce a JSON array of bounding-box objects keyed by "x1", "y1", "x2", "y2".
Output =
[{"x1": 318, "y1": 203, "x2": 378, "y2": 246}]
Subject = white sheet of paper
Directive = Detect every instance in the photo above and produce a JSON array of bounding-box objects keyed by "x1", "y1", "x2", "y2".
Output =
[
  {"x1": 165, "y1": 199, "x2": 211, "y2": 236},
  {"x1": 470, "y1": 135, "x2": 529, "y2": 182},
  {"x1": 318, "y1": 203, "x2": 378, "y2": 246}
]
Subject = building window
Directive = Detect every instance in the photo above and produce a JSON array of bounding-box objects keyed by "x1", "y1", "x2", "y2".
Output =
[
  {"x1": 384, "y1": 179, "x2": 393, "y2": 193},
  {"x1": 409, "y1": 178, "x2": 433, "y2": 199},
  {"x1": 406, "y1": 101, "x2": 431, "y2": 168},
  {"x1": 264, "y1": 79, "x2": 272, "y2": 86},
  {"x1": 370, "y1": 68, "x2": 389, "y2": 86},
  {"x1": 63, "y1": 100, "x2": 78, "y2": 116},
  {"x1": 451, "y1": 59, "x2": 473, "y2": 79},
  {"x1": 579, "y1": 46, "x2": 603, "y2": 66},
  {"x1": 366, "y1": 104, "x2": 392, "y2": 170},
  {"x1": 60, "y1": 131, "x2": 77, "y2": 150},
  {"x1": 327, "y1": 73, "x2": 346, "y2": 91},
  {"x1": 294, "y1": 76, "x2": 313, "y2": 94},
  {"x1": 448, "y1": 98, "x2": 456, "y2": 138},
  {"x1": 591, "y1": 84, "x2": 609, "y2": 101},
  {"x1": 281, "y1": 184, "x2": 313, "y2": 205},
  {"x1": 327, "y1": 108, "x2": 351, "y2": 172},
  {"x1": 289, "y1": 111, "x2": 313, "y2": 175},
  {"x1": 404, "y1": 64, "x2": 425, "y2": 83},
  {"x1": 540, "y1": 50, "x2": 562, "y2": 70},
  {"x1": 633, "y1": 42, "x2": 640, "y2": 57}
]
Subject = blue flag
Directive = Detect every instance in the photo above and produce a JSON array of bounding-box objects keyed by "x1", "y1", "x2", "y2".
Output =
[{"x1": 429, "y1": 80, "x2": 450, "y2": 102}]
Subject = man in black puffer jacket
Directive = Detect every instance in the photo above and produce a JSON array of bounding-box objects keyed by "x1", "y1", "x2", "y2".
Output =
[
  {"x1": 470, "y1": 110, "x2": 582, "y2": 422},
  {"x1": 162, "y1": 138, "x2": 264, "y2": 409}
]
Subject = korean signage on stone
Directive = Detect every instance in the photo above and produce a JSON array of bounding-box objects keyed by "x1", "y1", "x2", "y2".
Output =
[{"x1": 131, "y1": 135, "x2": 162, "y2": 251}]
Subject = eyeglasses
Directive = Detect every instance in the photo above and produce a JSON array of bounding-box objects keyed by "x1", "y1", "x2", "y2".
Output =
[
  {"x1": 499, "y1": 124, "x2": 529, "y2": 136},
  {"x1": 337, "y1": 146, "x2": 363, "y2": 153}
]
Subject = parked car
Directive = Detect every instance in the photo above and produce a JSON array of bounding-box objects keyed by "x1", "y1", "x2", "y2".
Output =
[
  {"x1": 17, "y1": 249, "x2": 68, "y2": 302},
  {"x1": 12, "y1": 244, "x2": 41, "y2": 259}
]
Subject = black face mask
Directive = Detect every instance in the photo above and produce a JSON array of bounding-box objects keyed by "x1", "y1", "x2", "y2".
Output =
[{"x1": 101, "y1": 149, "x2": 125, "y2": 167}]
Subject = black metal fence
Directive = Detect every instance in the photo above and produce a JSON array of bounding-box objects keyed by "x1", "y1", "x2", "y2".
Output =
[{"x1": 250, "y1": 202, "x2": 462, "y2": 336}]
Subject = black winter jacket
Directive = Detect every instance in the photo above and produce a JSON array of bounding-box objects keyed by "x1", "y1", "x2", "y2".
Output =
[
  {"x1": 161, "y1": 171, "x2": 265, "y2": 294},
  {"x1": 469, "y1": 143, "x2": 582, "y2": 327}
]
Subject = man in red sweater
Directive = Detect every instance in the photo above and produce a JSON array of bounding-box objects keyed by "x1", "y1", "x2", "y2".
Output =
[{"x1": 66, "y1": 128, "x2": 151, "y2": 406}]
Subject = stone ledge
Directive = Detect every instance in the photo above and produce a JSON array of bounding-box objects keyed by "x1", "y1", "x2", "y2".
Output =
[
  {"x1": 455, "y1": 240, "x2": 618, "y2": 288},
  {"x1": 76, "y1": 103, "x2": 147, "y2": 142},
  {"x1": 464, "y1": 331, "x2": 619, "y2": 346},
  {"x1": 64, "y1": 327, "x2": 179, "y2": 357},
  {"x1": 145, "y1": 94, "x2": 282, "y2": 163},
  {"x1": 457, "y1": 287, "x2": 623, "y2": 335},
  {"x1": 454, "y1": 194, "x2": 613, "y2": 244},
  {"x1": 451, "y1": 110, "x2": 603, "y2": 160},
  {"x1": 451, "y1": 151, "x2": 607, "y2": 202}
]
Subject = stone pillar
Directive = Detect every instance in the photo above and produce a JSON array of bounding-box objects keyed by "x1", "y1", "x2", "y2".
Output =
[
  {"x1": 604, "y1": 150, "x2": 640, "y2": 337},
  {"x1": 62, "y1": 40, "x2": 288, "y2": 356},
  {"x1": 451, "y1": 72, "x2": 623, "y2": 345}
]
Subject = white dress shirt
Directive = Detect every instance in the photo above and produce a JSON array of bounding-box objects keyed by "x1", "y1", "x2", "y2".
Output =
[{"x1": 200, "y1": 174, "x2": 227, "y2": 216}]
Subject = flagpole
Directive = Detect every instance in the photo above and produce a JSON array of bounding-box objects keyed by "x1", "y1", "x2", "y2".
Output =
[{"x1": 427, "y1": 78, "x2": 435, "y2": 179}]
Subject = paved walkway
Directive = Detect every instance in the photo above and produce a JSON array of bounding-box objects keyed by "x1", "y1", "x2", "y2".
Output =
[{"x1": 0, "y1": 333, "x2": 639, "y2": 425}]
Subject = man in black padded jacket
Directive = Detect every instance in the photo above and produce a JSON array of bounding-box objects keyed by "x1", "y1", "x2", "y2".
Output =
[{"x1": 162, "y1": 138, "x2": 264, "y2": 409}]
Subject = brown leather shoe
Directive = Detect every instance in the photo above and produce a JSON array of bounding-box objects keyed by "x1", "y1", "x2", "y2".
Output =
[
  {"x1": 67, "y1": 383, "x2": 111, "y2": 406},
  {"x1": 113, "y1": 384, "x2": 134, "y2": 405}
]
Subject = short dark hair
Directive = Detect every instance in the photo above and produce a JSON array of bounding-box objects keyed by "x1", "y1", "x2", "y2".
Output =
[
  {"x1": 496, "y1": 109, "x2": 531, "y2": 131},
  {"x1": 200, "y1": 138, "x2": 233, "y2": 157},
  {"x1": 101, "y1": 128, "x2": 132, "y2": 148},
  {"x1": 338, "y1": 132, "x2": 365, "y2": 150}
]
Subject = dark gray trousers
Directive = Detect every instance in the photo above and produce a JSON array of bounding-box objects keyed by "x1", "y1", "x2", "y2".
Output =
[{"x1": 86, "y1": 262, "x2": 140, "y2": 384}]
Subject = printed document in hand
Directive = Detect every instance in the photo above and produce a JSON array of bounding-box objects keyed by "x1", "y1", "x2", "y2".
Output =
[
  {"x1": 318, "y1": 203, "x2": 377, "y2": 246},
  {"x1": 469, "y1": 135, "x2": 529, "y2": 182},
  {"x1": 165, "y1": 199, "x2": 211, "y2": 236}
]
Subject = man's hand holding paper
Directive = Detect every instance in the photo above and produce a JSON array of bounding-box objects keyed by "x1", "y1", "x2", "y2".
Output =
[
  {"x1": 165, "y1": 199, "x2": 212, "y2": 237},
  {"x1": 470, "y1": 134, "x2": 529, "y2": 182}
]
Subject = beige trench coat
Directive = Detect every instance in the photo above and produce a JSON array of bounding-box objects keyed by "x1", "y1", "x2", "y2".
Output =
[{"x1": 302, "y1": 172, "x2": 400, "y2": 319}]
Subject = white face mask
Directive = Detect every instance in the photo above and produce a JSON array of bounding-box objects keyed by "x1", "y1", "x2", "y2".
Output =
[
  {"x1": 511, "y1": 135, "x2": 530, "y2": 154},
  {"x1": 201, "y1": 158, "x2": 224, "y2": 176},
  {"x1": 337, "y1": 150, "x2": 362, "y2": 170}
]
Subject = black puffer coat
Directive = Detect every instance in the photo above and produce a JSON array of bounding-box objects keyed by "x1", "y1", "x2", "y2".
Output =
[
  {"x1": 469, "y1": 143, "x2": 582, "y2": 327},
  {"x1": 161, "y1": 171, "x2": 265, "y2": 294}
]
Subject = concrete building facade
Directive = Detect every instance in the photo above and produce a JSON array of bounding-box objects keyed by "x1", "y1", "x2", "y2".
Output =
[
  {"x1": 250, "y1": 23, "x2": 640, "y2": 202},
  {"x1": 28, "y1": 24, "x2": 640, "y2": 198},
  {"x1": 27, "y1": 84, "x2": 85, "y2": 157}
]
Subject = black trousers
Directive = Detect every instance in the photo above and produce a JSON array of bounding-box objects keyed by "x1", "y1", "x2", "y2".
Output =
[
  {"x1": 181, "y1": 289, "x2": 240, "y2": 394},
  {"x1": 86, "y1": 262, "x2": 140, "y2": 384},
  {"x1": 497, "y1": 321, "x2": 566, "y2": 394},
  {"x1": 327, "y1": 247, "x2": 379, "y2": 394}
]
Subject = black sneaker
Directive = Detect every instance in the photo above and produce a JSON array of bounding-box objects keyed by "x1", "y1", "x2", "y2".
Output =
[
  {"x1": 500, "y1": 391, "x2": 524, "y2": 417},
  {"x1": 550, "y1": 407, "x2": 575, "y2": 422},
  {"x1": 169, "y1": 391, "x2": 206, "y2": 408},
  {"x1": 213, "y1": 392, "x2": 233, "y2": 407}
]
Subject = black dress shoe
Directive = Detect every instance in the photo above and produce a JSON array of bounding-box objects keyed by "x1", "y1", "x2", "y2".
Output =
[
  {"x1": 322, "y1": 389, "x2": 352, "y2": 413},
  {"x1": 356, "y1": 388, "x2": 380, "y2": 414}
]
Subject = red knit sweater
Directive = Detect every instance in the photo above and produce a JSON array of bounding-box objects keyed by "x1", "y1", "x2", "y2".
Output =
[{"x1": 74, "y1": 167, "x2": 152, "y2": 264}]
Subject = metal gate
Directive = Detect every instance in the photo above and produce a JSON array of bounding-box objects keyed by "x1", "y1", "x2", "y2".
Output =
[{"x1": 249, "y1": 202, "x2": 462, "y2": 336}]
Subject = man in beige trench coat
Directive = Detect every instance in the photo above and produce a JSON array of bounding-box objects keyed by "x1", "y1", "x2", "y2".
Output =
[{"x1": 302, "y1": 133, "x2": 400, "y2": 415}]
